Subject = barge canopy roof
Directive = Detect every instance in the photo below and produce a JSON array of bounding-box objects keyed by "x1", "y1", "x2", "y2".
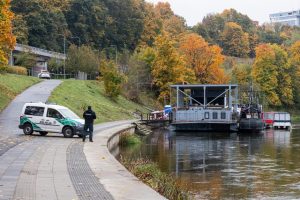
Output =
[{"x1": 170, "y1": 84, "x2": 238, "y2": 89}]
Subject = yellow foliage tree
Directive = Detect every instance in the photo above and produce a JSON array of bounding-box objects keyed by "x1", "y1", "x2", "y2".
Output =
[
  {"x1": 252, "y1": 44, "x2": 293, "y2": 106},
  {"x1": 179, "y1": 33, "x2": 228, "y2": 84},
  {"x1": 0, "y1": 0, "x2": 16, "y2": 65},
  {"x1": 272, "y1": 44, "x2": 293, "y2": 105},
  {"x1": 290, "y1": 41, "x2": 300, "y2": 105},
  {"x1": 138, "y1": 3, "x2": 162, "y2": 47},
  {"x1": 100, "y1": 60, "x2": 125, "y2": 99},
  {"x1": 152, "y1": 32, "x2": 195, "y2": 102},
  {"x1": 220, "y1": 22, "x2": 249, "y2": 57}
]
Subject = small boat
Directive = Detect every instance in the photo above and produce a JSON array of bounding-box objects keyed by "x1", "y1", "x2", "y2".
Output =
[
  {"x1": 273, "y1": 112, "x2": 291, "y2": 131},
  {"x1": 238, "y1": 86, "x2": 264, "y2": 132},
  {"x1": 238, "y1": 104, "x2": 264, "y2": 132},
  {"x1": 262, "y1": 112, "x2": 275, "y2": 128}
]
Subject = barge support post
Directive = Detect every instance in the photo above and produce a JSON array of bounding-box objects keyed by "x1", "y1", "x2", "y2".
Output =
[{"x1": 204, "y1": 86, "x2": 206, "y2": 108}]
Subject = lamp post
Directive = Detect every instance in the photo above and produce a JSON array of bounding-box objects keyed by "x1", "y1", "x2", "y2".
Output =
[{"x1": 58, "y1": 34, "x2": 66, "y2": 79}]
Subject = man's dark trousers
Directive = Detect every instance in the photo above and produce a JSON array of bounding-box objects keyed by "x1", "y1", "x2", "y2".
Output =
[{"x1": 83, "y1": 123, "x2": 93, "y2": 142}]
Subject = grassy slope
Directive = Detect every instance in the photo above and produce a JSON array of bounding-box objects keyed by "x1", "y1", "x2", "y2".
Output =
[
  {"x1": 0, "y1": 74, "x2": 40, "y2": 111},
  {"x1": 48, "y1": 80, "x2": 148, "y2": 123}
]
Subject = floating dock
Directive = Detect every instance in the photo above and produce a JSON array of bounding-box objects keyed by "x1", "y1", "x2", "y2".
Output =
[{"x1": 170, "y1": 84, "x2": 239, "y2": 132}]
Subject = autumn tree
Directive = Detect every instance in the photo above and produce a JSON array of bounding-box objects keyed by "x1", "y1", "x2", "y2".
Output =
[
  {"x1": 152, "y1": 32, "x2": 195, "y2": 102},
  {"x1": 0, "y1": 0, "x2": 16, "y2": 65},
  {"x1": 220, "y1": 22, "x2": 250, "y2": 57},
  {"x1": 100, "y1": 60, "x2": 125, "y2": 99},
  {"x1": 179, "y1": 33, "x2": 228, "y2": 84},
  {"x1": 252, "y1": 44, "x2": 279, "y2": 106},
  {"x1": 153, "y1": 2, "x2": 187, "y2": 41},
  {"x1": 252, "y1": 44, "x2": 293, "y2": 106},
  {"x1": 272, "y1": 44, "x2": 293, "y2": 106},
  {"x1": 290, "y1": 41, "x2": 300, "y2": 106},
  {"x1": 138, "y1": 3, "x2": 162, "y2": 47}
]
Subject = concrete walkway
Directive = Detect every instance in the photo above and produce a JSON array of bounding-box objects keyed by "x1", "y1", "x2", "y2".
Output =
[
  {"x1": 0, "y1": 121, "x2": 166, "y2": 200},
  {"x1": 0, "y1": 80, "x2": 61, "y2": 140},
  {"x1": 0, "y1": 80, "x2": 166, "y2": 200}
]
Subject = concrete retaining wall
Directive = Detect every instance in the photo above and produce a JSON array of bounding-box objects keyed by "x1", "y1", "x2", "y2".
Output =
[
  {"x1": 107, "y1": 126, "x2": 135, "y2": 156},
  {"x1": 84, "y1": 122, "x2": 166, "y2": 200}
]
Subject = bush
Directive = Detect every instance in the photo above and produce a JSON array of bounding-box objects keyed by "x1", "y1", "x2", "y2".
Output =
[
  {"x1": 119, "y1": 133, "x2": 141, "y2": 146},
  {"x1": 121, "y1": 157, "x2": 190, "y2": 200},
  {"x1": 0, "y1": 65, "x2": 8, "y2": 74},
  {"x1": 6, "y1": 66, "x2": 27, "y2": 75}
]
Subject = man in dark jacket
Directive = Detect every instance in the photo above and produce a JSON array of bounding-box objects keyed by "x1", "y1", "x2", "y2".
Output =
[{"x1": 83, "y1": 106, "x2": 96, "y2": 142}]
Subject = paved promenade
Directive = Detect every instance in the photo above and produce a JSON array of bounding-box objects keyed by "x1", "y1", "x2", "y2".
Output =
[
  {"x1": 0, "y1": 122, "x2": 166, "y2": 200},
  {"x1": 0, "y1": 81, "x2": 166, "y2": 200}
]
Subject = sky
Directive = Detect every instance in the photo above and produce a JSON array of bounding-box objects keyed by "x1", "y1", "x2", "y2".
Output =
[{"x1": 145, "y1": 0, "x2": 300, "y2": 26}]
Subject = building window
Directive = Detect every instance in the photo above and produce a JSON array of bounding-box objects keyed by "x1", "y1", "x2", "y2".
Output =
[
  {"x1": 213, "y1": 112, "x2": 218, "y2": 119},
  {"x1": 205, "y1": 112, "x2": 210, "y2": 119},
  {"x1": 221, "y1": 112, "x2": 226, "y2": 119}
]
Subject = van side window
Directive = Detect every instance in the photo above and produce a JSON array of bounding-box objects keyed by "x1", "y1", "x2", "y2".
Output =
[
  {"x1": 47, "y1": 108, "x2": 63, "y2": 119},
  {"x1": 25, "y1": 106, "x2": 45, "y2": 116}
]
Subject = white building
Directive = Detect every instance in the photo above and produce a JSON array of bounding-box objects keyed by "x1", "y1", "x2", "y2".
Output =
[{"x1": 270, "y1": 10, "x2": 300, "y2": 26}]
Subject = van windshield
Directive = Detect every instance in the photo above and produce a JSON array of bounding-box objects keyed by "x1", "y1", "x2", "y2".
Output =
[{"x1": 58, "y1": 109, "x2": 80, "y2": 119}]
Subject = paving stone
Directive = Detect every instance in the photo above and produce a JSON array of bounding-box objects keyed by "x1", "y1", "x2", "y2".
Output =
[
  {"x1": 67, "y1": 141, "x2": 113, "y2": 200},
  {"x1": 0, "y1": 138, "x2": 46, "y2": 200}
]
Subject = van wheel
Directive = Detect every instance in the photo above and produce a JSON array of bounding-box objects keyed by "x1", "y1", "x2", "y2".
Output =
[
  {"x1": 63, "y1": 127, "x2": 74, "y2": 138},
  {"x1": 23, "y1": 123, "x2": 33, "y2": 135},
  {"x1": 78, "y1": 134, "x2": 83, "y2": 138},
  {"x1": 39, "y1": 132, "x2": 48, "y2": 136}
]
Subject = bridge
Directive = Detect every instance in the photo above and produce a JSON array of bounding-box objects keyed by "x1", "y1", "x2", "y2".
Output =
[
  {"x1": 9, "y1": 43, "x2": 66, "y2": 76},
  {"x1": 14, "y1": 43, "x2": 66, "y2": 60}
]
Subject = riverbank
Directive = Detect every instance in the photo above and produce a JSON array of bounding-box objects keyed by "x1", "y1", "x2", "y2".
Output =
[
  {"x1": 84, "y1": 121, "x2": 166, "y2": 200},
  {"x1": 48, "y1": 80, "x2": 148, "y2": 123},
  {"x1": 0, "y1": 74, "x2": 40, "y2": 111}
]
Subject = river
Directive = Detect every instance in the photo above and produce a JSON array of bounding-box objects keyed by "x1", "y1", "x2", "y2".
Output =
[{"x1": 117, "y1": 128, "x2": 300, "y2": 199}]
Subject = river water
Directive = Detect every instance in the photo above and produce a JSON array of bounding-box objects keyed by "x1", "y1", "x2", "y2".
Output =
[{"x1": 117, "y1": 128, "x2": 300, "y2": 199}]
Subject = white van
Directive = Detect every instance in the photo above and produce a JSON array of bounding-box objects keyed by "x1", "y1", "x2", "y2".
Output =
[{"x1": 19, "y1": 103, "x2": 84, "y2": 137}]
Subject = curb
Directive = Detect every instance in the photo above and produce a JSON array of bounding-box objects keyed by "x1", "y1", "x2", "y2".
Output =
[{"x1": 83, "y1": 123, "x2": 166, "y2": 200}]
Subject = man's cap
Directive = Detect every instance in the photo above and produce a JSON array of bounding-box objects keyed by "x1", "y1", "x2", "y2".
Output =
[{"x1": 88, "y1": 106, "x2": 92, "y2": 109}]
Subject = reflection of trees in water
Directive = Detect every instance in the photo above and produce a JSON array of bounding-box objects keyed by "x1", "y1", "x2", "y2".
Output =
[{"x1": 119, "y1": 128, "x2": 300, "y2": 199}]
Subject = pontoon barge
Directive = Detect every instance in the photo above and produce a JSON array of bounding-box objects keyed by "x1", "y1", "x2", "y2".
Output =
[{"x1": 170, "y1": 84, "x2": 239, "y2": 132}]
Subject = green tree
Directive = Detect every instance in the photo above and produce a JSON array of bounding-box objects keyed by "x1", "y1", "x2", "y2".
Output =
[
  {"x1": 14, "y1": 52, "x2": 36, "y2": 69},
  {"x1": 11, "y1": 0, "x2": 69, "y2": 51},
  {"x1": 66, "y1": 45, "x2": 99, "y2": 74},
  {"x1": 100, "y1": 60, "x2": 125, "y2": 99},
  {"x1": 12, "y1": 14, "x2": 28, "y2": 44},
  {"x1": 220, "y1": 22, "x2": 250, "y2": 57}
]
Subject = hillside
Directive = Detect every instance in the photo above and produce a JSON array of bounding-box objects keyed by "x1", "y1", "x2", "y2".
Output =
[
  {"x1": 0, "y1": 74, "x2": 40, "y2": 111},
  {"x1": 48, "y1": 80, "x2": 148, "y2": 123}
]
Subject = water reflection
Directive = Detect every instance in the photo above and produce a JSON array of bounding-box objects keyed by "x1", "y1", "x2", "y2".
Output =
[{"x1": 118, "y1": 128, "x2": 300, "y2": 199}]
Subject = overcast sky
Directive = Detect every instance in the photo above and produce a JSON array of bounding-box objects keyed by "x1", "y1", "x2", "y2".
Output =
[{"x1": 145, "y1": 0, "x2": 300, "y2": 26}]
